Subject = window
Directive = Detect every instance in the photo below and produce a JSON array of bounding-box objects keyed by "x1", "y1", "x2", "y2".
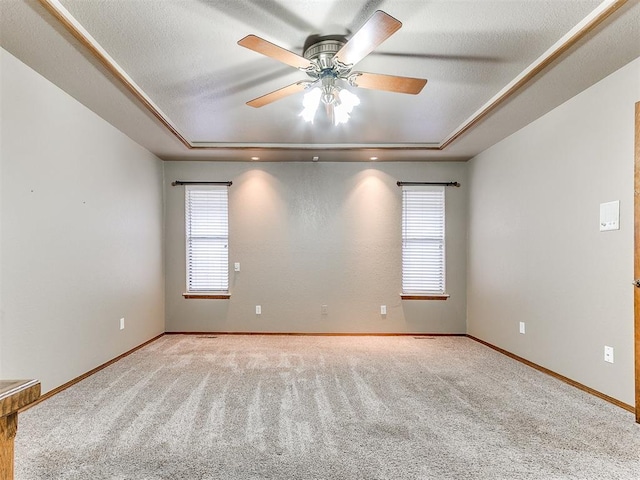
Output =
[
  {"x1": 402, "y1": 186, "x2": 445, "y2": 294},
  {"x1": 185, "y1": 185, "x2": 229, "y2": 293}
]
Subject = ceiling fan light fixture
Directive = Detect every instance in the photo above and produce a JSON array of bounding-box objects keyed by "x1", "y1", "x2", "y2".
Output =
[
  {"x1": 332, "y1": 88, "x2": 360, "y2": 125},
  {"x1": 321, "y1": 91, "x2": 335, "y2": 105},
  {"x1": 333, "y1": 102, "x2": 351, "y2": 125},
  {"x1": 300, "y1": 87, "x2": 322, "y2": 123},
  {"x1": 338, "y1": 89, "x2": 360, "y2": 112},
  {"x1": 300, "y1": 85, "x2": 360, "y2": 125},
  {"x1": 239, "y1": 10, "x2": 427, "y2": 120},
  {"x1": 320, "y1": 75, "x2": 337, "y2": 105}
]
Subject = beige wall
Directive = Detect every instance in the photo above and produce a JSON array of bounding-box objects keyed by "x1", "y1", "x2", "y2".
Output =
[
  {"x1": 467, "y1": 57, "x2": 640, "y2": 406},
  {"x1": 0, "y1": 49, "x2": 165, "y2": 393},
  {"x1": 0, "y1": 61, "x2": 3, "y2": 377},
  {"x1": 164, "y1": 161, "x2": 467, "y2": 333}
]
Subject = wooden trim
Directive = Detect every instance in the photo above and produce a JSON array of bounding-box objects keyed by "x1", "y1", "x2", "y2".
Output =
[
  {"x1": 439, "y1": 0, "x2": 628, "y2": 150},
  {"x1": 165, "y1": 331, "x2": 466, "y2": 336},
  {"x1": 182, "y1": 294, "x2": 231, "y2": 299},
  {"x1": 468, "y1": 335, "x2": 635, "y2": 414},
  {"x1": 635, "y1": 101, "x2": 640, "y2": 423},
  {"x1": 401, "y1": 294, "x2": 450, "y2": 300},
  {"x1": 188, "y1": 144, "x2": 442, "y2": 151},
  {"x1": 20, "y1": 333, "x2": 164, "y2": 413},
  {"x1": 37, "y1": 0, "x2": 191, "y2": 149}
]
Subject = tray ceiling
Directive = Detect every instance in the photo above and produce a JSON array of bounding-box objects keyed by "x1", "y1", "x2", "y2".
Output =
[{"x1": 1, "y1": 0, "x2": 639, "y2": 161}]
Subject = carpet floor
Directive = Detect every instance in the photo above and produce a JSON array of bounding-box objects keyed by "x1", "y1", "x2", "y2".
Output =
[{"x1": 14, "y1": 335, "x2": 640, "y2": 479}]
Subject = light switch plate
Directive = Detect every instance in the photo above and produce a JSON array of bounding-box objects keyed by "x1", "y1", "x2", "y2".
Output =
[{"x1": 599, "y1": 201, "x2": 620, "y2": 231}]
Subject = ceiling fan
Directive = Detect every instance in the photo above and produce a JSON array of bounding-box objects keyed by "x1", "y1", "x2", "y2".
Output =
[{"x1": 237, "y1": 10, "x2": 427, "y2": 124}]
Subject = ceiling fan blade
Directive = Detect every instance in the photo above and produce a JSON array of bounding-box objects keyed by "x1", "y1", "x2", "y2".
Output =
[
  {"x1": 350, "y1": 72, "x2": 427, "y2": 94},
  {"x1": 333, "y1": 10, "x2": 402, "y2": 67},
  {"x1": 238, "y1": 35, "x2": 312, "y2": 70},
  {"x1": 246, "y1": 81, "x2": 309, "y2": 108}
]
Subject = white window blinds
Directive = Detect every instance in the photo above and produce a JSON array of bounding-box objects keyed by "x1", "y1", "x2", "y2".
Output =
[
  {"x1": 402, "y1": 186, "x2": 445, "y2": 294},
  {"x1": 185, "y1": 186, "x2": 229, "y2": 292}
]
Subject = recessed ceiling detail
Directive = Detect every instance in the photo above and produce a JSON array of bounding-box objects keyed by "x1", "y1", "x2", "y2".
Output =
[{"x1": 1, "y1": 0, "x2": 637, "y2": 161}]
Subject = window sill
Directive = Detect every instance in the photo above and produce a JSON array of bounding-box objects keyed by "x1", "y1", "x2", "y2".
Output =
[
  {"x1": 183, "y1": 293, "x2": 230, "y2": 299},
  {"x1": 401, "y1": 294, "x2": 450, "y2": 300}
]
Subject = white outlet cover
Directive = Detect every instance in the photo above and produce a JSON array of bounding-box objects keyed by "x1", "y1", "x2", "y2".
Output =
[
  {"x1": 519, "y1": 322, "x2": 525, "y2": 334},
  {"x1": 604, "y1": 345, "x2": 614, "y2": 363},
  {"x1": 234, "y1": 262, "x2": 240, "y2": 272},
  {"x1": 381, "y1": 305, "x2": 387, "y2": 315},
  {"x1": 256, "y1": 305, "x2": 261, "y2": 315},
  {"x1": 120, "y1": 317, "x2": 125, "y2": 330}
]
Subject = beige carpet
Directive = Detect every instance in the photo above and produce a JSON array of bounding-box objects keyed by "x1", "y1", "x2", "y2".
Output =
[{"x1": 14, "y1": 335, "x2": 640, "y2": 479}]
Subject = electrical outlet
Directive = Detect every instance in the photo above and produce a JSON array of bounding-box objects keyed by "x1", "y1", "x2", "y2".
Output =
[
  {"x1": 119, "y1": 318, "x2": 125, "y2": 330},
  {"x1": 604, "y1": 346, "x2": 614, "y2": 363},
  {"x1": 256, "y1": 305, "x2": 261, "y2": 315},
  {"x1": 321, "y1": 305, "x2": 328, "y2": 315},
  {"x1": 380, "y1": 305, "x2": 387, "y2": 315},
  {"x1": 519, "y1": 322, "x2": 525, "y2": 334},
  {"x1": 234, "y1": 262, "x2": 240, "y2": 272}
]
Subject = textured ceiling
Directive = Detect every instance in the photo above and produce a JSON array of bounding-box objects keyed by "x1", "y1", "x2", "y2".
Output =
[{"x1": 1, "y1": 0, "x2": 639, "y2": 161}]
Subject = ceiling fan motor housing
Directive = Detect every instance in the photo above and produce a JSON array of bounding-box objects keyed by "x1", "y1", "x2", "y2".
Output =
[{"x1": 303, "y1": 37, "x2": 347, "y2": 74}]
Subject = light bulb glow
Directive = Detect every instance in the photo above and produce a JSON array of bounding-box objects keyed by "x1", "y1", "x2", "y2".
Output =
[
  {"x1": 300, "y1": 87, "x2": 321, "y2": 123},
  {"x1": 334, "y1": 103, "x2": 350, "y2": 125},
  {"x1": 338, "y1": 89, "x2": 360, "y2": 113},
  {"x1": 300, "y1": 86, "x2": 359, "y2": 125},
  {"x1": 333, "y1": 88, "x2": 359, "y2": 125}
]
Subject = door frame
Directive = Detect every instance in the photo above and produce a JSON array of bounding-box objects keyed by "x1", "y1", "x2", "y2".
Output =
[{"x1": 635, "y1": 101, "x2": 639, "y2": 424}]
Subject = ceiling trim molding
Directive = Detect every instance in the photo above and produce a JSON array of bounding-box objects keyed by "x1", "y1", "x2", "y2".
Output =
[
  {"x1": 38, "y1": 0, "x2": 628, "y2": 154},
  {"x1": 37, "y1": 0, "x2": 192, "y2": 149},
  {"x1": 440, "y1": 0, "x2": 628, "y2": 149},
  {"x1": 189, "y1": 142, "x2": 441, "y2": 150}
]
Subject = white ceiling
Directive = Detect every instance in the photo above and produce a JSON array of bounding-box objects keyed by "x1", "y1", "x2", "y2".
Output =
[{"x1": 1, "y1": 0, "x2": 639, "y2": 161}]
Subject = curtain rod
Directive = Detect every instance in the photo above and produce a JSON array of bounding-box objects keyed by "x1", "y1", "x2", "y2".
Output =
[
  {"x1": 397, "y1": 181, "x2": 460, "y2": 187},
  {"x1": 171, "y1": 181, "x2": 232, "y2": 186}
]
